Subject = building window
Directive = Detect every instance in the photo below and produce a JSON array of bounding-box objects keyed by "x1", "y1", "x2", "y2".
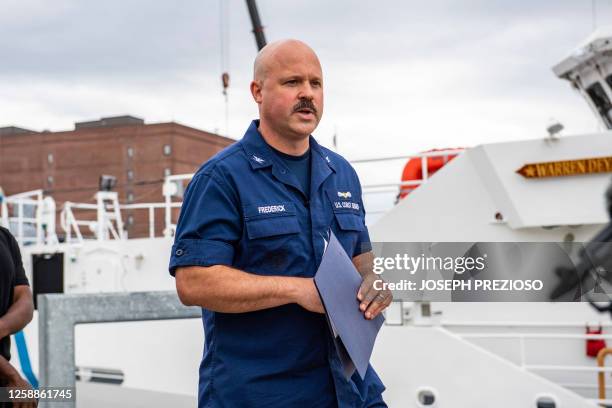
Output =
[
  {"x1": 47, "y1": 175, "x2": 53, "y2": 185},
  {"x1": 127, "y1": 147, "x2": 134, "y2": 158},
  {"x1": 127, "y1": 192, "x2": 134, "y2": 203},
  {"x1": 47, "y1": 153, "x2": 54, "y2": 164},
  {"x1": 163, "y1": 144, "x2": 172, "y2": 156},
  {"x1": 127, "y1": 170, "x2": 134, "y2": 181},
  {"x1": 164, "y1": 168, "x2": 171, "y2": 177},
  {"x1": 127, "y1": 215, "x2": 134, "y2": 226}
]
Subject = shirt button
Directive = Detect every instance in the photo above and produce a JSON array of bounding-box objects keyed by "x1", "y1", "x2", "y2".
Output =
[
  {"x1": 281, "y1": 169, "x2": 286, "y2": 174},
  {"x1": 175, "y1": 249, "x2": 184, "y2": 256}
]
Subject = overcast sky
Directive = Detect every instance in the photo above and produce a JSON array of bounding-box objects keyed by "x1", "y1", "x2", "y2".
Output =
[{"x1": 1, "y1": 0, "x2": 609, "y2": 215}]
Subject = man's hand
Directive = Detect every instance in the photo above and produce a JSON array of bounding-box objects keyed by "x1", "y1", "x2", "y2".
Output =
[
  {"x1": 357, "y1": 273, "x2": 393, "y2": 320},
  {"x1": 353, "y1": 251, "x2": 393, "y2": 320},
  {"x1": 294, "y1": 278, "x2": 325, "y2": 314},
  {"x1": 6, "y1": 374, "x2": 37, "y2": 408}
]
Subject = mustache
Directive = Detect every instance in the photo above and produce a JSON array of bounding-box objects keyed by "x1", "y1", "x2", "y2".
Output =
[{"x1": 293, "y1": 99, "x2": 317, "y2": 114}]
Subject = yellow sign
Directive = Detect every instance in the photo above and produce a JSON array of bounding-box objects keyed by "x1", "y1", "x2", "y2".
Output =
[{"x1": 516, "y1": 156, "x2": 612, "y2": 178}]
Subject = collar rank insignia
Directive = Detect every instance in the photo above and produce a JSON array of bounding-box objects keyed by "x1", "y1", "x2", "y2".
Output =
[{"x1": 252, "y1": 155, "x2": 265, "y2": 164}]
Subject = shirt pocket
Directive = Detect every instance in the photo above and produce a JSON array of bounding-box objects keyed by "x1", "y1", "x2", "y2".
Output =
[
  {"x1": 333, "y1": 212, "x2": 365, "y2": 232},
  {"x1": 243, "y1": 202, "x2": 300, "y2": 240}
]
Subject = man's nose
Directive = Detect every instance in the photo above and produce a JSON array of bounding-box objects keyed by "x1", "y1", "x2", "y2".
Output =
[{"x1": 297, "y1": 83, "x2": 315, "y2": 100}]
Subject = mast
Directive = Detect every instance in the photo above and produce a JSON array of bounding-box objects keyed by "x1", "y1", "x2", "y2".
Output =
[{"x1": 245, "y1": 0, "x2": 267, "y2": 51}]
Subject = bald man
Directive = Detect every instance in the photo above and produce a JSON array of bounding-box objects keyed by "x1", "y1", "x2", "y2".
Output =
[{"x1": 170, "y1": 40, "x2": 391, "y2": 408}]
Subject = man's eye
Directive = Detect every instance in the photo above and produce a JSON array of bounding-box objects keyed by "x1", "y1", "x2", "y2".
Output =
[
  {"x1": 311, "y1": 81, "x2": 321, "y2": 87},
  {"x1": 285, "y1": 80, "x2": 298, "y2": 85}
]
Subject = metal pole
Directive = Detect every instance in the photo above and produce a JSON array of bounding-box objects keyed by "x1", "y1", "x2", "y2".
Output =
[
  {"x1": 598, "y1": 348, "x2": 612, "y2": 403},
  {"x1": 95, "y1": 192, "x2": 105, "y2": 241},
  {"x1": 163, "y1": 182, "x2": 172, "y2": 238},
  {"x1": 149, "y1": 206, "x2": 155, "y2": 239},
  {"x1": 36, "y1": 191, "x2": 43, "y2": 245},
  {"x1": 245, "y1": 0, "x2": 267, "y2": 51}
]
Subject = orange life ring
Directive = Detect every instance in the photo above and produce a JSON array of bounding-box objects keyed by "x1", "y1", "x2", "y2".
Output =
[{"x1": 399, "y1": 148, "x2": 463, "y2": 199}]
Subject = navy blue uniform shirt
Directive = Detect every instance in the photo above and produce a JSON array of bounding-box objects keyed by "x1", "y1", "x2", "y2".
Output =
[{"x1": 169, "y1": 120, "x2": 386, "y2": 408}]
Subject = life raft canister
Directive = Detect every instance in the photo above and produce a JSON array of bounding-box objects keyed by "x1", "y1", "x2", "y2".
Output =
[{"x1": 398, "y1": 148, "x2": 463, "y2": 199}]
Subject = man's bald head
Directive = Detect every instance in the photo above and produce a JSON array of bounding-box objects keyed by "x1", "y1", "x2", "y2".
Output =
[
  {"x1": 253, "y1": 39, "x2": 321, "y2": 83},
  {"x1": 250, "y1": 39, "x2": 324, "y2": 144}
]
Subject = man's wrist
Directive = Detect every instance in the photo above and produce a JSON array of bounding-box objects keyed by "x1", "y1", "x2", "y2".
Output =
[{"x1": 282, "y1": 277, "x2": 305, "y2": 305}]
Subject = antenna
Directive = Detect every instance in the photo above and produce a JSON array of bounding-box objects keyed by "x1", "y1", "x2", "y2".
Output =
[{"x1": 219, "y1": 0, "x2": 230, "y2": 137}]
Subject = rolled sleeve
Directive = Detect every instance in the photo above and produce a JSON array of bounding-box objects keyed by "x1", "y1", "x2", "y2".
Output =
[
  {"x1": 169, "y1": 170, "x2": 241, "y2": 276},
  {"x1": 170, "y1": 239, "x2": 235, "y2": 271},
  {"x1": 355, "y1": 226, "x2": 372, "y2": 256}
]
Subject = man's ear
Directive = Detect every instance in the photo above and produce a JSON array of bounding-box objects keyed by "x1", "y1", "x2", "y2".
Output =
[{"x1": 250, "y1": 80, "x2": 263, "y2": 104}]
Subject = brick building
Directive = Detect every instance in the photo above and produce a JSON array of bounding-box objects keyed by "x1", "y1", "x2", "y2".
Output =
[{"x1": 0, "y1": 115, "x2": 234, "y2": 239}]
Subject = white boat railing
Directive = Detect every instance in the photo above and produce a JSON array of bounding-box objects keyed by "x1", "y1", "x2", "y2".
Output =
[
  {"x1": 1, "y1": 189, "x2": 58, "y2": 247},
  {"x1": 350, "y1": 148, "x2": 466, "y2": 164},
  {"x1": 58, "y1": 175, "x2": 193, "y2": 244},
  {"x1": 162, "y1": 174, "x2": 194, "y2": 238},
  {"x1": 61, "y1": 201, "x2": 87, "y2": 244},
  {"x1": 443, "y1": 320, "x2": 612, "y2": 405},
  {"x1": 121, "y1": 202, "x2": 182, "y2": 239},
  {"x1": 352, "y1": 149, "x2": 466, "y2": 219},
  {"x1": 61, "y1": 201, "x2": 181, "y2": 244},
  {"x1": 352, "y1": 148, "x2": 465, "y2": 196}
]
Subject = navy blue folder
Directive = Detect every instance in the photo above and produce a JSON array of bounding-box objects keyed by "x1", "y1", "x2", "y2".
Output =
[{"x1": 314, "y1": 231, "x2": 384, "y2": 379}]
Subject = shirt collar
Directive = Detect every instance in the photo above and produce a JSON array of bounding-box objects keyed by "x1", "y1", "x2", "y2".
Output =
[{"x1": 240, "y1": 120, "x2": 336, "y2": 173}]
